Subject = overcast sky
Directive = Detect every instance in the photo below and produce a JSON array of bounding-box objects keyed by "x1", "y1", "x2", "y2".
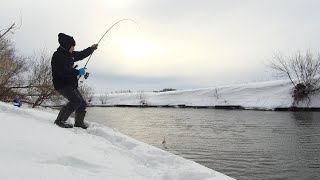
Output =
[{"x1": 2, "y1": 0, "x2": 320, "y2": 92}]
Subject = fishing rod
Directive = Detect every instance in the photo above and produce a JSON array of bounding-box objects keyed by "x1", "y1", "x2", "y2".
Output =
[{"x1": 79, "y1": 18, "x2": 140, "y2": 82}]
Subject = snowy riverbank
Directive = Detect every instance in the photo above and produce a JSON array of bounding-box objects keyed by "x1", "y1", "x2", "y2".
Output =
[
  {"x1": 91, "y1": 79, "x2": 320, "y2": 110},
  {"x1": 0, "y1": 102, "x2": 234, "y2": 180}
]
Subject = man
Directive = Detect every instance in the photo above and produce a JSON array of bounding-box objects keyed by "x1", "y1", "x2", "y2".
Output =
[{"x1": 51, "y1": 33, "x2": 98, "y2": 129}]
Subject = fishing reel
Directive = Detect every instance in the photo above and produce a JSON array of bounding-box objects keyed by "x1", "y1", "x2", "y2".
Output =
[
  {"x1": 78, "y1": 72, "x2": 89, "y2": 83},
  {"x1": 84, "y1": 72, "x2": 90, "y2": 79},
  {"x1": 75, "y1": 65, "x2": 90, "y2": 82}
]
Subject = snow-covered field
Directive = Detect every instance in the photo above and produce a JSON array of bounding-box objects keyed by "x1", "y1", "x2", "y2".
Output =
[
  {"x1": 92, "y1": 79, "x2": 320, "y2": 109},
  {"x1": 0, "y1": 102, "x2": 234, "y2": 180}
]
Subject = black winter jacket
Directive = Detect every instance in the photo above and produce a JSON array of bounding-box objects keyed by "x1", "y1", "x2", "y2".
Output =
[{"x1": 51, "y1": 46, "x2": 94, "y2": 90}]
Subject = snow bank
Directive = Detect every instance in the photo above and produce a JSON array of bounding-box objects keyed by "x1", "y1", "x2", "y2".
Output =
[
  {"x1": 0, "y1": 102, "x2": 234, "y2": 180},
  {"x1": 92, "y1": 79, "x2": 320, "y2": 109}
]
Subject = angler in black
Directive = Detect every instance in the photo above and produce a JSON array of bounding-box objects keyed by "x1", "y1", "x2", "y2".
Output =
[{"x1": 51, "y1": 33, "x2": 98, "y2": 129}]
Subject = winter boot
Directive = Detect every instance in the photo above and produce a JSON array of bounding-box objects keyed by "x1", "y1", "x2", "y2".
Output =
[
  {"x1": 54, "y1": 107, "x2": 73, "y2": 128},
  {"x1": 74, "y1": 111, "x2": 88, "y2": 129}
]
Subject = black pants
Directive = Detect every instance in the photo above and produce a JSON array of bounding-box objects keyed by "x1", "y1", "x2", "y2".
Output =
[{"x1": 58, "y1": 86, "x2": 87, "y2": 112}]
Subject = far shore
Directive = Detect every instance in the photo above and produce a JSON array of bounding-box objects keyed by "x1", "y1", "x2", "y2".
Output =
[{"x1": 42, "y1": 104, "x2": 320, "y2": 112}]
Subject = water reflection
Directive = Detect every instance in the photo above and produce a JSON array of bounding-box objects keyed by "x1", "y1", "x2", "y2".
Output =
[{"x1": 291, "y1": 112, "x2": 317, "y2": 127}]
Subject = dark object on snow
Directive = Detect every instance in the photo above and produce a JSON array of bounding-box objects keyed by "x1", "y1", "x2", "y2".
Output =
[
  {"x1": 74, "y1": 111, "x2": 88, "y2": 129},
  {"x1": 13, "y1": 97, "x2": 21, "y2": 107},
  {"x1": 54, "y1": 107, "x2": 73, "y2": 128}
]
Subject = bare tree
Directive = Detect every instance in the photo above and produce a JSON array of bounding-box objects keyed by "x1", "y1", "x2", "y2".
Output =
[
  {"x1": 269, "y1": 50, "x2": 320, "y2": 105},
  {"x1": 0, "y1": 19, "x2": 27, "y2": 102},
  {"x1": 99, "y1": 92, "x2": 109, "y2": 104},
  {"x1": 46, "y1": 91, "x2": 64, "y2": 107},
  {"x1": 78, "y1": 84, "x2": 94, "y2": 103},
  {"x1": 0, "y1": 37, "x2": 28, "y2": 101},
  {"x1": 0, "y1": 17, "x2": 22, "y2": 39},
  {"x1": 137, "y1": 91, "x2": 148, "y2": 105},
  {"x1": 0, "y1": 23, "x2": 16, "y2": 39},
  {"x1": 25, "y1": 49, "x2": 56, "y2": 108},
  {"x1": 213, "y1": 88, "x2": 221, "y2": 99},
  {"x1": 0, "y1": 45, "x2": 64, "y2": 107},
  {"x1": 0, "y1": 21, "x2": 60, "y2": 107}
]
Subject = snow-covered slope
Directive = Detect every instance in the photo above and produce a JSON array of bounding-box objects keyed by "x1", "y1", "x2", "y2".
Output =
[
  {"x1": 92, "y1": 79, "x2": 320, "y2": 109},
  {"x1": 0, "y1": 102, "x2": 234, "y2": 180}
]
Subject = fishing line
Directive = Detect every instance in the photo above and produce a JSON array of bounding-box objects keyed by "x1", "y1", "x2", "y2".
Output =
[{"x1": 79, "y1": 18, "x2": 140, "y2": 82}]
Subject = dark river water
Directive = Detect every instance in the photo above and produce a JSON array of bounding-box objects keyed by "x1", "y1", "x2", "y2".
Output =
[{"x1": 87, "y1": 107, "x2": 320, "y2": 180}]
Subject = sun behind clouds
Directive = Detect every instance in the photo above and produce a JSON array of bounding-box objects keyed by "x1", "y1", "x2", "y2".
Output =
[
  {"x1": 122, "y1": 38, "x2": 161, "y2": 60},
  {"x1": 102, "y1": 0, "x2": 132, "y2": 7}
]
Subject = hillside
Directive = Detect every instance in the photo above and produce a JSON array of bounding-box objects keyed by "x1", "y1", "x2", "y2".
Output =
[{"x1": 92, "y1": 79, "x2": 320, "y2": 110}]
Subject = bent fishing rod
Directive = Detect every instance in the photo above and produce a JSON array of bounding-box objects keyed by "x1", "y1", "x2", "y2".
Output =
[{"x1": 79, "y1": 18, "x2": 139, "y2": 82}]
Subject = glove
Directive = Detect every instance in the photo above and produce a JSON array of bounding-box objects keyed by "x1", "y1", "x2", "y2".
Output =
[
  {"x1": 91, "y1": 44, "x2": 98, "y2": 51},
  {"x1": 79, "y1": 68, "x2": 86, "y2": 76}
]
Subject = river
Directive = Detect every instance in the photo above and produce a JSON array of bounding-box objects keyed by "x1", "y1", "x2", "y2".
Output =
[{"x1": 87, "y1": 107, "x2": 320, "y2": 180}]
